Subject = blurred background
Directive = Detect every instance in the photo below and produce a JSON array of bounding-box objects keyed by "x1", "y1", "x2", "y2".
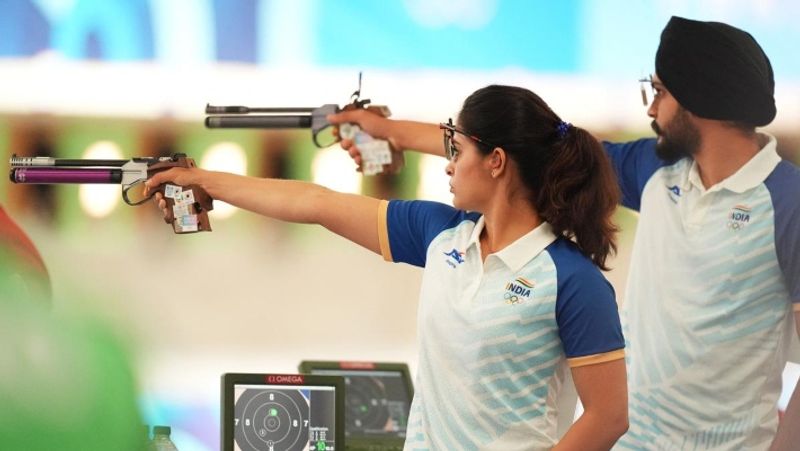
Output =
[{"x1": 1, "y1": 1, "x2": 799, "y2": 450}]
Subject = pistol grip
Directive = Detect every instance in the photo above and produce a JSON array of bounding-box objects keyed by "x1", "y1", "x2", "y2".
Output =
[
  {"x1": 150, "y1": 156, "x2": 214, "y2": 234},
  {"x1": 160, "y1": 183, "x2": 214, "y2": 234},
  {"x1": 340, "y1": 104, "x2": 404, "y2": 175}
]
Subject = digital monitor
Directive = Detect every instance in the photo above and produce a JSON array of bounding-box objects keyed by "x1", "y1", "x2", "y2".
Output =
[
  {"x1": 222, "y1": 373, "x2": 345, "y2": 451},
  {"x1": 298, "y1": 361, "x2": 414, "y2": 451}
]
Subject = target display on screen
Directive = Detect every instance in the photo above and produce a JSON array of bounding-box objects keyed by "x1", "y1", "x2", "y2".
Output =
[
  {"x1": 222, "y1": 374, "x2": 345, "y2": 451},
  {"x1": 298, "y1": 361, "x2": 414, "y2": 450}
]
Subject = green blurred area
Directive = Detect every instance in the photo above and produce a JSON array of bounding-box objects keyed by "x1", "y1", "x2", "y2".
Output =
[{"x1": 0, "y1": 251, "x2": 144, "y2": 451}]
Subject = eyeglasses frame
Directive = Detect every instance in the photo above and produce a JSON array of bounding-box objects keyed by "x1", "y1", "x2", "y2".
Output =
[{"x1": 438, "y1": 118, "x2": 499, "y2": 161}]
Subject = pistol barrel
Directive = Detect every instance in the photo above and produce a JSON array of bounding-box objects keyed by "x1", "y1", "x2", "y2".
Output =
[
  {"x1": 10, "y1": 167, "x2": 122, "y2": 184},
  {"x1": 205, "y1": 104, "x2": 315, "y2": 114},
  {"x1": 10, "y1": 155, "x2": 128, "y2": 167},
  {"x1": 205, "y1": 115, "x2": 313, "y2": 129}
]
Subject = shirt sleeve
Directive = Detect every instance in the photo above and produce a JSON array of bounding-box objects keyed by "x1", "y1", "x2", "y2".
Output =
[
  {"x1": 765, "y1": 161, "x2": 800, "y2": 305},
  {"x1": 378, "y1": 200, "x2": 477, "y2": 267},
  {"x1": 549, "y1": 241, "x2": 625, "y2": 367},
  {"x1": 604, "y1": 138, "x2": 668, "y2": 211}
]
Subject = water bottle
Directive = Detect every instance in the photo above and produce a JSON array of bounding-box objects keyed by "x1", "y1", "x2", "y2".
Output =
[{"x1": 151, "y1": 425, "x2": 179, "y2": 451}]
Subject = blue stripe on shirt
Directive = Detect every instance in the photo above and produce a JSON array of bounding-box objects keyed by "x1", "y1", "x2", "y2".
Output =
[
  {"x1": 604, "y1": 138, "x2": 668, "y2": 211},
  {"x1": 764, "y1": 160, "x2": 800, "y2": 302},
  {"x1": 386, "y1": 200, "x2": 480, "y2": 267},
  {"x1": 549, "y1": 239, "x2": 625, "y2": 358}
]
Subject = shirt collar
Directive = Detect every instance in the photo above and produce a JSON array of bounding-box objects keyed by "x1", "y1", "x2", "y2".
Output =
[
  {"x1": 686, "y1": 133, "x2": 780, "y2": 194},
  {"x1": 467, "y1": 217, "x2": 558, "y2": 272},
  {"x1": 466, "y1": 215, "x2": 484, "y2": 250}
]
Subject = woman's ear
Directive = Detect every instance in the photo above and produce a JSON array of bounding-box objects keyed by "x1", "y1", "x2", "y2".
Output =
[{"x1": 488, "y1": 147, "x2": 507, "y2": 178}]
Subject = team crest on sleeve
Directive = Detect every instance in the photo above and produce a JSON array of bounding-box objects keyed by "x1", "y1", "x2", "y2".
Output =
[
  {"x1": 727, "y1": 204, "x2": 751, "y2": 231},
  {"x1": 443, "y1": 249, "x2": 465, "y2": 268},
  {"x1": 504, "y1": 277, "x2": 535, "y2": 305}
]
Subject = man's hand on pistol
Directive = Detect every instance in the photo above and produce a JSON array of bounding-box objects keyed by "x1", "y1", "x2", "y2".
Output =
[{"x1": 144, "y1": 167, "x2": 204, "y2": 221}]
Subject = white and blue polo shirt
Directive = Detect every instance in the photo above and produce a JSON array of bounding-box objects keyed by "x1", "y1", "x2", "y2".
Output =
[
  {"x1": 606, "y1": 135, "x2": 800, "y2": 450},
  {"x1": 376, "y1": 200, "x2": 625, "y2": 450}
]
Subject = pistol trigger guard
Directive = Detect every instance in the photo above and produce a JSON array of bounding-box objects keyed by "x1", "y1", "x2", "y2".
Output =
[
  {"x1": 121, "y1": 185, "x2": 136, "y2": 206},
  {"x1": 311, "y1": 126, "x2": 336, "y2": 148},
  {"x1": 310, "y1": 104, "x2": 339, "y2": 148},
  {"x1": 121, "y1": 179, "x2": 154, "y2": 206}
]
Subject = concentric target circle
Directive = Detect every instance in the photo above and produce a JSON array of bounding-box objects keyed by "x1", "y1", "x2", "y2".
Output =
[
  {"x1": 345, "y1": 377, "x2": 390, "y2": 431},
  {"x1": 235, "y1": 389, "x2": 310, "y2": 451}
]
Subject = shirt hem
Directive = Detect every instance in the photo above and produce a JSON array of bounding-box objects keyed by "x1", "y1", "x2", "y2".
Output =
[
  {"x1": 567, "y1": 349, "x2": 625, "y2": 368},
  {"x1": 377, "y1": 200, "x2": 392, "y2": 262}
]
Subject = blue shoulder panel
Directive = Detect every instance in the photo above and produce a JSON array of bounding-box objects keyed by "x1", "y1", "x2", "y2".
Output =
[
  {"x1": 386, "y1": 200, "x2": 480, "y2": 267},
  {"x1": 764, "y1": 160, "x2": 800, "y2": 302},
  {"x1": 548, "y1": 239, "x2": 624, "y2": 357},
  {"x1": 603, "y1": 138, "x2": 668, "y2": 211}
]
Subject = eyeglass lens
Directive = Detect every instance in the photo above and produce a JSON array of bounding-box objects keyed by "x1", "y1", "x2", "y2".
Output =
[
  {"x1": 442, "y1": 120, "x2": 456, "y2": 160},
  {"x1": 639, "y1": 75, "x2": 654, "y2": 106}
]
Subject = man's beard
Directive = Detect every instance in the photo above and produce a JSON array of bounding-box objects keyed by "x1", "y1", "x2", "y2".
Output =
[{"x1": 652, "y1": 108, "x2": 701, "y2": 163}]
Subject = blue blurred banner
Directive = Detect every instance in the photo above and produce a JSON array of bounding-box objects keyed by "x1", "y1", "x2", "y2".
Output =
[
  {"x1": 0, "y1": 0, "x2": 155, "y2": 60},
  {"x1": 315, "y1": 0, "x2": 580, "y2": 71},
  {"x1": 0, "y1": 0, "x2": 798, "y2": 78}
]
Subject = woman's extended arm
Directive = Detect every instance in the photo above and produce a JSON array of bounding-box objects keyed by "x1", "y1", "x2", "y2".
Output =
[
  {"x1": 554, "y1": 359, "x2": 629, "y2": 450},
  {"x1": 145, "y1": 168, "x2": 383, "y2": 254}
]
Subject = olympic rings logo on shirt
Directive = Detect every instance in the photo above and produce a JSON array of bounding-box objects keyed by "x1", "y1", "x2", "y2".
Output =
[
  {"x1": 726, "y1": 220, "x2": 746, "y2": 231},
  {"x1": 504, "y1": 292, "x2": 521, "y2": 305},
  {"x1": 503, "y1": 278, "x2": 534, "y2": 305},
  {"x1": 727, "y1": 206, "x2": 751, "y2": 232}
]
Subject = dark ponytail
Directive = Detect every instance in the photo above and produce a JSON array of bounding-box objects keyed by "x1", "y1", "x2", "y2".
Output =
[
  {"x1": 459, "y1": 85, "x2": 620, "y2": 269},
  {"x1": 538, "y1": 125, "x2": 619, "y2": 269}
]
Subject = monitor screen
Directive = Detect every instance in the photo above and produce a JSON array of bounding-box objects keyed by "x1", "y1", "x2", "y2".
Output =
[
  {"x1": 222, "y1": 373, "x2": 345, "y2": 451},
  {"x1": 298, "y1": 362, "x2": 414, "y2": 441}
]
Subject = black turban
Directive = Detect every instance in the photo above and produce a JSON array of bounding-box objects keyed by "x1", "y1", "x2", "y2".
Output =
[{"x1": 655, "y1": 16, "x2": 776, "y2": 126}]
